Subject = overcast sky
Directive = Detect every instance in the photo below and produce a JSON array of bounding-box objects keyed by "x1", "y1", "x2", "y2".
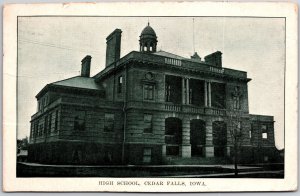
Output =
[{"x1": 17, "y1": 17, "x2": 285, "y2": 149}]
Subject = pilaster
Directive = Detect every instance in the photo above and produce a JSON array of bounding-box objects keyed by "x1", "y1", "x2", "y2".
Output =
[
  {"x1": 204, "y1": 119, "x2": 214, "y2": 157},
  {"x1": 180, "y1": 118, "x2": 191, "y2": 158}
]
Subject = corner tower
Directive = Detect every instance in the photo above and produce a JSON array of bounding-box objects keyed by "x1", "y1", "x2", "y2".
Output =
[{"x1": 139, "y1": 23, "x2": 158, "y2": 53}]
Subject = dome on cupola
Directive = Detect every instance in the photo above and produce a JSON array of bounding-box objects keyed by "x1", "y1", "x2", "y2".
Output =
[
  {"x1": 139, "y1": 23, "x2": 158, "y2": 53},
  {"x1": 140, "y1": 23, "x2": 157, "y2": 39}
]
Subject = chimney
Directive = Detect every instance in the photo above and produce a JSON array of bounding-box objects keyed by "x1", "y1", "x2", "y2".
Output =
[
  {"x1": 81, "y1": 55, "x2": 92, "y2": 77},
  {"x1": 105, "y1": 29, "x2": 122, "y2": 67},
  {"x1": 204, "y1": 51, "x2": 222, "y2": 67}
]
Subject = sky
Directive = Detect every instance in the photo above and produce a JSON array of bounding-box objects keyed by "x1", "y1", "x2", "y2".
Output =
[{"x1": 17, "y1": 17, "x2": 285, "y2": 150}]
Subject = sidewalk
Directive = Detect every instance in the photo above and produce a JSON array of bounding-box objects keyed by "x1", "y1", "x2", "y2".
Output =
[
  {"x1": 20, "y1": 162, "x2": 262, "y2": 169},
  {"x1": 164, "y1": 170, "x2": 284, "y2": 178},
  {"x1": 17, "y1": 162, "x2": 283, "y2": 178}
]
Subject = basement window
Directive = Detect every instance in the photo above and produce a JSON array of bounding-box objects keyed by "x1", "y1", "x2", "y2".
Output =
[
  {"x1": 166, "y1": 146, "x2": 179, "y2": 156},
  {"x1": 143, "y1": 148, "x2": 152, "y2": 163}
]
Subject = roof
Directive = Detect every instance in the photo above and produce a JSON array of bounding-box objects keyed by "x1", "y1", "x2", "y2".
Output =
[
  {"x1": 154, "y1": 50, "x2": 211, "y2": 65},
  {"x1": 141, "y1": 24, "x2": 156, "y2": 36},
  {"x1": 36, "y1": 76, "x2": 104, "y2": 99},
  {"x1": 153, "y1": 50, "x2": 185, "y2": 60},
  {"x1": 52, "y1": 76, "x2": 103, "y2": 90}
]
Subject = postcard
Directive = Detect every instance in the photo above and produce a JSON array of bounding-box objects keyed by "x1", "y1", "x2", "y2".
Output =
[{"x1": 3, "y1": 2, "x2": 298, "y2": 192}]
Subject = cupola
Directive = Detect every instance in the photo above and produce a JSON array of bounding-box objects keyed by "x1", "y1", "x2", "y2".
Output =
[{"x1": 139, "y1": 23, "x2": 158, "y2": 53}]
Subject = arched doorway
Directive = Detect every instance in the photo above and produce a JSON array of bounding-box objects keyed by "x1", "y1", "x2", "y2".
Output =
[
  {"x1": 190, "y1": 119, "x2": 206, "y2": 157},
  {"x1": 212, "y1": 121, "x2": 227, "y2": 157},
  {"x1": 165, "y1": 117, "x2": 182, "y2": 156}
]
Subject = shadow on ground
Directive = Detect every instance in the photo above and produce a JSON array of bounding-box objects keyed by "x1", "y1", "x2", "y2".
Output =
[{"x1": 17, "y1": 162, "x2": 284, "y2": 178}]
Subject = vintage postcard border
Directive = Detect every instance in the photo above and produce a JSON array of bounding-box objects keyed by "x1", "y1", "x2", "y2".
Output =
[{"x1": 3, "y1": 2, "x2": 298, "y2": 192}]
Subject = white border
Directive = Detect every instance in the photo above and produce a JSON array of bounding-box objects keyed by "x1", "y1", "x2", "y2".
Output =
[{"x1": 3, "y1": 2, "x2": 298, "y2": 192}]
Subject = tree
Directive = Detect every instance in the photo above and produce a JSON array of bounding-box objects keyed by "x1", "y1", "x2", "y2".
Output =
[
  {"x1": 17, "y1": 137, "x2": 29, "y2": 152},
  {"x1": 228, "y1": 110, "x2": 245, "y2": 176}
]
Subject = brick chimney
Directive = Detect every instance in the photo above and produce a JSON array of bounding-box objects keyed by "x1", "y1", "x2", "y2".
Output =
[
  {"x1": 204, "y1": 51, "x2": 222, "y2": 67},
  {"x1": 81, "y1": 55, "x2": 92, "y2": 77},
  {"x1": 105, "y1": 29, "x2": 122, "y2": 67}
]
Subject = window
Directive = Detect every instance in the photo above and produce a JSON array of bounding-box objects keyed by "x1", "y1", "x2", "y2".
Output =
[
  {"x1": 166, "y1": 146, "x2": 179, "y2": 156},
  {"x1": 189, "y1": 89, "x2": 193, "y2": 104},
  {"x1": 165, "y1": 75, "x2": 182, "y2": 104},
  {"x1": 104, "y1": 113, "x2": 114, "y2": 132},
  {"x1": 74, "y1": 111, "x2": 86, "y2": 131},
  {"x1": 261, "y1": 125, "x2": 267, "y2": 131},
  {"x1": 39, "y1": 124, "x2": 43, "y2": 136},
  {"x1": 44, "y1": 115, "x2": 48, "y2": 135},
  {"x1": 189, "y1": 79, "x2": 205, "y2": 106},
  {"x1": 48, "y1": 113, "x2": 52, "y2": 134},
  {"x1": 44, "y1": 96, "x2": 48, "y2": 107},
  {"x1": 38, "y1": 100, "x2": 43, "y2": 111},
  {"x1": 144, "y1": 84, "x2": 154, "y2": 100},
  {"x1": 165, "y1": 84, "x2": 171, "y2": 102},
  {"x1": 54, "y1": 110, "x2": 59, "y2": 131},
  {"x1": 211, "y1": 82, "x2": 226, "y2": 109},
  {"x1": 261, "y1": 124, "x2": 267, "y2": 139},
  {"x1": 118, "y1": 76, "x2": 123, "y2": 93},
  {"x1": 37, "y1": 101, "x2": 40, "y2": 112},
  {"x1": 250, "y1": 124, "x2": 253, "y2": 139},
  {"x1": 144, "y1": 114, "x2": 153, "y2": 133},
  {"x1": 34, "y1": 121, "x2": 39, "y2": 138},
  {"x1": 143, "y1": 148, "x2": 152, "y2": 163},
  {"x1": 262, "y1": 132, "x2": 268, "y2": 139},
  {"x1": 41, "y1": 99, "x2": 44, "y2": 112}
]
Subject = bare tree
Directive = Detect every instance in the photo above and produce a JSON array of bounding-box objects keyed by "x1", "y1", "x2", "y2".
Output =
[{"x1": 227, "y1": 110, "x2": 245, "y2": 176}]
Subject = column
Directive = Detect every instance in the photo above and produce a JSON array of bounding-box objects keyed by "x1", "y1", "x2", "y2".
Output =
[
  {"x1": 186, "y1": 78, "x2": 190, "y2": 104},
  {"x1": 182, "y1": 78, "x2": 186, "y2": 104},
  {"x1": 180, "y1": 118, "x2": 191, "y2": 158},
  {"x1": 204, "y1": 119, "x2": 214, "y2": 157},
  {"x1": 208, "y1": 81, "x2": 212, "y2": 107},
  {"x1": 204, "y1": 81, "x2": 208, "y2": 107}
]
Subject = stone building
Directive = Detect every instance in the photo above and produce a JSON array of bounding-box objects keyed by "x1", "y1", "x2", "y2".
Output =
[{"x1": 28, "y1": 24, "x2": 282, "y2": 165}]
